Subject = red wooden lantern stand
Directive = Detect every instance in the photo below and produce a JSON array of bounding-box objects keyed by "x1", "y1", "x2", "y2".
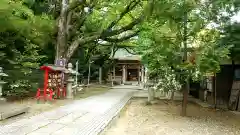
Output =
[{"x1": 36, "y1": 65, "x2": 67, "y2": 101}]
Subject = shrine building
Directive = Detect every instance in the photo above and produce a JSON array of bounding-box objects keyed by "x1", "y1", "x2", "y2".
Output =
[{"x1": 109, "y1": 48, "x2": 145, "y2": 85}]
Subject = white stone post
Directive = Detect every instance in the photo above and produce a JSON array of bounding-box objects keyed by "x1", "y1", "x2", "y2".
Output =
[
  {"x1": 144, "y1": 67, "x2": 148, "y2": 89},
  {"x1": 0, "y1": 84, "x2": 6, "y2": 103},
  {"x1": 75, "y1": 60, "x2": 78, "y2": 85},
  {"x1": 0, "y1": 85, "x2": 3, "y2": 98},
  {"x1": 0, "y1": 67, "x2": 7, "y2": 102},
  {"x1": 88, "y1": 62, "x2": 91, "y2": 86},
  {"x1": 111, "y1": 71, "x2": 113, "y2": 86},
  {"x1": 99, "y1": 67, "x2": 102, "y2": 84},
  {"x1": 148, "y1": 87, "x2": 155, "y2": 102},
  {"x1": 138, "y1": 66, "x2": 141, "y2": 85},
  {"x1": 67, "y1": 63, "x2": 74, "y2": 99}
]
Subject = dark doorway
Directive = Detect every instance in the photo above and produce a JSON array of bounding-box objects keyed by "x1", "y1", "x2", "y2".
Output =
[{"x1": 127, "y1": 69, "x2": 138, "y2": 81}]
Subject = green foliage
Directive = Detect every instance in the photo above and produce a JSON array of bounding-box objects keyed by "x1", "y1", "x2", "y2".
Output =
[
  {"x1": 219, "y1": 22, "x2": 240, "y2": 61},
  {"x1": 7, "y1": 80, "x2": 32, "y2": 98},
  {"x1": 195, "y1": 29, "x2": 230, "y2": 74},
  {"x1": 0, "y1": 0, "x2": 54, "y2": 98},
  {"x1": 81, "y1": 0, "x2": 143, "y2": 34},
  {"x1": 136, "y1": 0, "x2": 237, "y2": 92},
  {"x1": 136, "y1": 20, "x2": 183, "y2": 91}
]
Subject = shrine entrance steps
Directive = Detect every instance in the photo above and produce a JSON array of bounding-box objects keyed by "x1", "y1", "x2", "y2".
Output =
[
  {"x1": 111, "y1": 85, "x2": 143, "y2": 90},
  {"x1": 0, "y1": 86, "x2": 137, "y2": 135}
]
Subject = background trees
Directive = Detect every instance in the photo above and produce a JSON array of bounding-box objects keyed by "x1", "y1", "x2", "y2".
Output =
[{"x1": 136, "y1": 0, "x2": 239, "y2": 115}]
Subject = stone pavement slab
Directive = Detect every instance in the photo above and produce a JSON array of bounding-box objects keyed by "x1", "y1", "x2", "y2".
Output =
[
  {"x1": 0, "y1": 104, "x2": 29, "y2": 120},
  {"x1": 0, "y1": 85, "x2": 137, "y2": 135}
]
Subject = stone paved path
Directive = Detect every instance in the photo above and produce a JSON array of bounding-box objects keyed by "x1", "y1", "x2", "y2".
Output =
[{"x1": 0, "y1": 86, "x2": 138, "y2": 135}]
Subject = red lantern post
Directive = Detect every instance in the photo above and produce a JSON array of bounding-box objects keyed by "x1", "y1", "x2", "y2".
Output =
[{"x1": 36, "y1": 65, "x2": 68, "y2": 101}]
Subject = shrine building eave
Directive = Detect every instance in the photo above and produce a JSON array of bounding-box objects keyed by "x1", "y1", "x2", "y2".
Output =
[{"x1": 110, "y1": 48, "x2": 141, "y2": 61}]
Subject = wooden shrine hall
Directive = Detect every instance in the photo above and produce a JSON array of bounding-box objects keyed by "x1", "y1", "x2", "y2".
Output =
[{"x1": 109, "y1": 48, "x2": 145, "y2": 85}]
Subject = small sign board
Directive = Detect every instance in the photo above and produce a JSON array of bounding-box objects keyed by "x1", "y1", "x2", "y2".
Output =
[{"x1": 55, "y1": 58, "x2": 66, "y2": 67}]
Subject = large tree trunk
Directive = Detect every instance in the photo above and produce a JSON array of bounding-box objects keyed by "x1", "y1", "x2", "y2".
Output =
[
  {"x1": 65, "y1": 35, "x2": 100, "y2": 61},
  {"x1": 181, "y1": 79, "x2": 189, "y2": 116},
  {"x1": 55, "y1": 0, "x2": 69, "y2": 62},
  {"x1": 181, "y1": 0, "x2": 188, "y2": 116}
]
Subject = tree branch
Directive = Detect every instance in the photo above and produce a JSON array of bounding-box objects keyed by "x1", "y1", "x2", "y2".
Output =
[
  {"x1": 106, "y1": 0, "x2": 140, "y2": 30},
  {"x1": 102, "y1": 30, "x2": 140, "y2": 43},
  {"x1": 101, "y1": 15, "x2": 143, "y2": 37},
  {"x1": 65, "y1": 35, "x2": 100, "y2": 60},
  {"x1": 68, "y1": 0, "x2": 86, "y2": 12},
  {"x1": 68, "y1": 0, "x2": 96, "y2": 12},
  {"x1": 77, "y1": 4, "x2": 96, "y2": 28},
  {"x1": 65, "y1": 2, "x2": 144, "y2": 60},
  {"x1": 68, "y1": 1, "x2": 96, "y2": 40},
  {"x1": 65, "y1": 14, "x2": 143, "y2": 60},
  {"x1": 66, "y1": 11, "x2": 73, "y2": 39}
]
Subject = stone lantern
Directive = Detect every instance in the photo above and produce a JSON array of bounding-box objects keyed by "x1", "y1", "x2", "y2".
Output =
[
  {"x1": 66, "y1": 63, "x2": 75, "y2": 99},
  {"x1": 0, "y1": 67, "x2": 8, "y2": 102}
]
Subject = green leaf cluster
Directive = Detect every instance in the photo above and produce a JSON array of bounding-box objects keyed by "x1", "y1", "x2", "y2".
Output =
[{"x1": 0, "y1": 0, "x2": 54, "y2": 98}]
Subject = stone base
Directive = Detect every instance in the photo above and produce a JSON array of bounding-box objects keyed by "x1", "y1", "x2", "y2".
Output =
[
  {"x1": 0, "y1": 97, "x2": 6, "y2": 104},
  {"x1": 123, "y1": 82, "x2": 132, "y2": 85},
  {"x1": 0, "y1": 103, "x2": 29, "y2": 120}
]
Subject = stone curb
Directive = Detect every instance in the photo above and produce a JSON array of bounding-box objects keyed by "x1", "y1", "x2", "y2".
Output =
[{"x1": 91, "y1": 93, "x2": 133, "y2": 135}]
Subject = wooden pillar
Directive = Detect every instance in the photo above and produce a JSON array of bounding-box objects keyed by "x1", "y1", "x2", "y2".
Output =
[
  {"x1": 125, "y1": 65, "x2": 128, "y2": 82},
  {"x1": 141, "y1": 66, "x2": 144, "y2": 85},
  {"x1": 113, "y1": 65, "x2": 116, "y2": 82},
  {"x1": 122, "y1": 65, "x2": 126, "y2": 84},
  {"x1": 43, "y1": 69, "x2": 49, "y2": 98},
  {"x1": 99, "y1": 67, "x2": 102, "y2": 84},
  {"x1": 138, "y1": 66, "x2": 140, "y2": 85},
  {"x1": 110, "y1": 70, "x2": 113, "y2": 86}
]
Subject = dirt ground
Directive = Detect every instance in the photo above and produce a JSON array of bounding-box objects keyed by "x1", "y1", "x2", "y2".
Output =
[
  {"x1": 103, "y1": 99, "x2": 240, "y2": 135},
  {"x1": 0, "y1": 85, "x2": 109, "y2": 125}
]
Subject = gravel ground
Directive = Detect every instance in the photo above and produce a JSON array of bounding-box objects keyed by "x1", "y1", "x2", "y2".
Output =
[{"x1": 103, "y1": 99, "x2": 240, "y2": 135}]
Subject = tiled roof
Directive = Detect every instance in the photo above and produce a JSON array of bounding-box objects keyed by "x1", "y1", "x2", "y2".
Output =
[
  {"x1": 110, "y1": 48, "x2": 141, "y2": 61},
  {"x1": 40, "y1": 64, "x2": 79, "y2": 75}
]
